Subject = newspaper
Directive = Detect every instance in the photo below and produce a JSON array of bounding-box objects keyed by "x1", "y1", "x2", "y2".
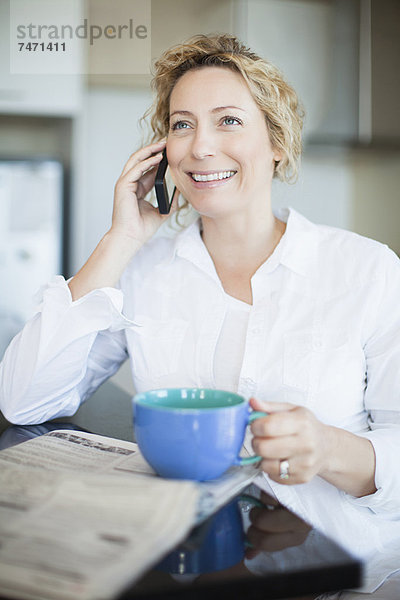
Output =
[{"x1": 0, "y1": 430, "x2": 259, "y2": 600}]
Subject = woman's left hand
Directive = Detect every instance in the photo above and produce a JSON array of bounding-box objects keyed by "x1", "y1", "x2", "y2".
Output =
[{"x1": 249, "y1": 397, "x2": 330, "y2": 485}]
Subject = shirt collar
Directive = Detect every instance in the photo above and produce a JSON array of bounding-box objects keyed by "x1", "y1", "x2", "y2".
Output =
[
  {"x1": 274, "y1": 207, "x2": 319, "y2": 277},
  {"x1": 166, "y1": 207, "x2": 319, "y2": 279},
  {"x1": 169, "y1": 217, "x2": 217, "y2": 276}
]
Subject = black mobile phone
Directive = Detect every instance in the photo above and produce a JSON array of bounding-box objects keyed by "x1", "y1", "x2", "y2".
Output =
[{"x1": 154, "y1": 148, "x2": 177, "y2": 214}]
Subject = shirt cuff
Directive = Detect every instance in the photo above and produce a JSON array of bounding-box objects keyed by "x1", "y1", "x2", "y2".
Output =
[
  {"x1": 342, "y1": 428, "x2": 400, "y2": 513},
  {"x1": 34, "y1": 275, "x2": 140, "y2": 332}
]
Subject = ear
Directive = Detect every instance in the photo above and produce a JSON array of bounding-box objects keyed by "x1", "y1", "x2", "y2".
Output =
[{"x1": 273, "y1": 148, "x2": 283, "y2": 163}]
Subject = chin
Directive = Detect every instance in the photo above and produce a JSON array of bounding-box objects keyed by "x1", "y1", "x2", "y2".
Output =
[{"x1": 194, "y1": 204, "x2": 242, "y2": 220}]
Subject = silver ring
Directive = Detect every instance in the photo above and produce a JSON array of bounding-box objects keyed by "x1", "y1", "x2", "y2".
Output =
[{"x1": 279, "y1": 459, "x2": 290, "y2": 480}]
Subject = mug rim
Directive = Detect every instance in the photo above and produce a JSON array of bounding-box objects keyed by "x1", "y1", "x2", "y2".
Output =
[{"x1": 133, "y1": 387, "x2": 247, "y2": 412}]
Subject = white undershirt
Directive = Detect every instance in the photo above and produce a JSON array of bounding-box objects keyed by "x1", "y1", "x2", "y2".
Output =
[{"x1": 213, "y1": 293, "x2": 251, "y2": 392}]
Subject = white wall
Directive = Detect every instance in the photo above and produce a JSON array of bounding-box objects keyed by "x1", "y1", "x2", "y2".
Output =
[
  {"x1": 71, "y1": 86, "x2": 153, "y2": 272},
  {"x1": 272, "y1": 146, "x2": 353, "y2": 230},
  {"x1": 246, "y1": 0, "x2": 335, "y2": 141}
]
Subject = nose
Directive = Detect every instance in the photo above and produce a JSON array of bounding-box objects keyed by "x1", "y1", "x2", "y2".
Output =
[{"x1": 190, "y1": 124, "x2": 216, "y2": 160}]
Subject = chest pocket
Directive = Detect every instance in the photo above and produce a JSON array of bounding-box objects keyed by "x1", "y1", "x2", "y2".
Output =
[
  {"x1": 128, "y1": 315, "x2": 188, "y2": 380},
  {"x1": 283, "y1": 329, "x2": 355, "y2": 395}
]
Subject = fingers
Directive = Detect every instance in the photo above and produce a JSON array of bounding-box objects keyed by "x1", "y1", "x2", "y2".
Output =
[
  {"x1": 134, "y1": 164, "x2": 161, "y2": 202},
  {"x1": 116, "y1": 140, "x2": 167, "y2": 202},
  {"x1": 120, "y1": 139, "x2": 166, "y2": 177},
  {"x1": 247, "y1": 526, "x2": 310, "y2": 553},
  {"x1": 249, "y1": 398, "x2": 324, "y2": 484},
  {"x1": 260, "y1": 451, "x2": 323, "y2": 485},
  {"x1": 244, "y1": 546, "x2": 260, "y2": 560},
  {"x1": 118, "y1": 152, "x2": 163, "y2": 192},
  {"x1": 258, "y1": 457, "x2": 294, "y2": 484},
  {"x1": 259, "y1": 491, "x2": 280, "y2": 507},
  {"x1": 253, "y1": 434, "x2": 297, "y2": 459},
  {"x1": 249, "y1": 505, "x2": 310, "y2": 533},
  {"x1": 250, "y1": 396, "x2": 295, "y2": 413},
  {"x1": 246, "y1": 505, "x2": 311, "y2": 553},
  {"x1": 251, "y1": 408, "x2": 306, "y2": 438},
  {"x1": 116, "y1": 140, "x2": 181, "y2": 213},
  {"x1": 245, "y1": 501, "x2": 311, "y2": 556}
]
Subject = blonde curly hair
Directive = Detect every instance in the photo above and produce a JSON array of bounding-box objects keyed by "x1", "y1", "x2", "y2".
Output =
[{"x1": 144, "y1": 33, "x2": 304, "y2": 181}]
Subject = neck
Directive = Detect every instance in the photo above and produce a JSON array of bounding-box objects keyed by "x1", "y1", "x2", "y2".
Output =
[{"x1": 200, "y1": 209, "x2": 286, "y2": 274}]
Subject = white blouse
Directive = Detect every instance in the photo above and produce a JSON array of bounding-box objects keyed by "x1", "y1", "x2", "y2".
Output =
[
  {"x1": 1, "y1": 207, "x2": 400, "y2": 549},
  {"x1": 213, "y1": 294, "x2": 250, "y2": 393}
]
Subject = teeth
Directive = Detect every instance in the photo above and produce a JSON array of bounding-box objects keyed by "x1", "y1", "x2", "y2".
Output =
[{"x1": 191, "y1": 171, "x2": 236, "y2": 182}]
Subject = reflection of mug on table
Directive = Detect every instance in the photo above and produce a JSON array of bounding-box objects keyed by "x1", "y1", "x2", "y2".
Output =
[
  {"x1": 157, "y1": 498, "x2": 245, "y2": 575},
  {"x1": 133, "y1": 388, "x2": 266, "y2": 481},
  {"x1": 157, "y1": 493, "x2": 311, "y2": 578}
]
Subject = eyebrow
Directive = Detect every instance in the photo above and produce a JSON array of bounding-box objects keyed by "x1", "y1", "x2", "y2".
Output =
[{"x1": 169, "y1": 106, "x2": 246, "y2": 118}]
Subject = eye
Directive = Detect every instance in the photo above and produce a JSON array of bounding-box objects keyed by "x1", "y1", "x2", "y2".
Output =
[
  {"x1": 170, "y1": 120, "x2": 190, "y2": 131},
  {"x1": 222, "y1": 116, "x2": 242, "y2": 126}
]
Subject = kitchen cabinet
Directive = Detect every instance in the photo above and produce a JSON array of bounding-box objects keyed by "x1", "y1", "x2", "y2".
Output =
[
  {"x1": 367, "y1": 0, "x2": 400, "y2": 143},
  {"x1": 242, "y1": 0, "x2": 400, "y2": 146},
  {"x1": 0, "y1": 0, "x2": 83, "y2": 116}
]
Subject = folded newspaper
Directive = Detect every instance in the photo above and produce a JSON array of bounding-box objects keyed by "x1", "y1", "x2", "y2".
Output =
[{"x1": 0, "y1": 430, "x2": 259, "y2": 600}]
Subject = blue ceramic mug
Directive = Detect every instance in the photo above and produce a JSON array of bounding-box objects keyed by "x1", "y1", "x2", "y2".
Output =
[{"x1": 132, "y1": 388, "x2": 266, "y2": 481}]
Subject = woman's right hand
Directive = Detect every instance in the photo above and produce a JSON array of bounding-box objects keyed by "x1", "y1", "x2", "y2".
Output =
[
  {"x1": 68, "y1": 139, "x2": 178, "y2": 301},
  {"x1": 111, "y1": 139, "x2": 176, "y2": 246}
]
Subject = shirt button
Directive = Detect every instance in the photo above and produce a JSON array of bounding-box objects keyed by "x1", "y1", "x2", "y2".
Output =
[{"x1": 251, "y1": 328, "x2": 260, "y2": 334}]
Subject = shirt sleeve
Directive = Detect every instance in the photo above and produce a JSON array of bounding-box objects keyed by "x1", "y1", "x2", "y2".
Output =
[
  {"x1": 0, "y1": 276, "x2": 137, "y2": 425},
  {"x1": 345, "y1": 246, "x2": 400, "y2": 513}
]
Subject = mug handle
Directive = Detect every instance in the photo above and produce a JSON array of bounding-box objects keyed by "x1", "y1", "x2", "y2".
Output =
[{"x1": 237, "y1": 411, "x2": 267, "y2": 466}]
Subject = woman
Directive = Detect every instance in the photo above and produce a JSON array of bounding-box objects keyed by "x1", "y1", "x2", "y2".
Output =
[{"x1": 0, "y1": 35, "x2": 399, "y2": 520}]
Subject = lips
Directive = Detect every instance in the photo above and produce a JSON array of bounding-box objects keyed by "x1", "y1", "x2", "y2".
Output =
[{"x1": 190, "y1": 170, "x2": 237, "y2": 182}]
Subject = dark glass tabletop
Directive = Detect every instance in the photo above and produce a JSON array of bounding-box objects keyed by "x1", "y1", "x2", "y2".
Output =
[
  {"x1": 0, "y1": 382, "x2": 362, "y2": 600},
  {"x1": 122, "y1": 489, "x2": 361, "y2": 600}
]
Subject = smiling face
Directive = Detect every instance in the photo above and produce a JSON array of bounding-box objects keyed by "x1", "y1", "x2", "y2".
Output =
[{"x1": 166, "y1": 66, "x2": 281, "y2": 219}]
